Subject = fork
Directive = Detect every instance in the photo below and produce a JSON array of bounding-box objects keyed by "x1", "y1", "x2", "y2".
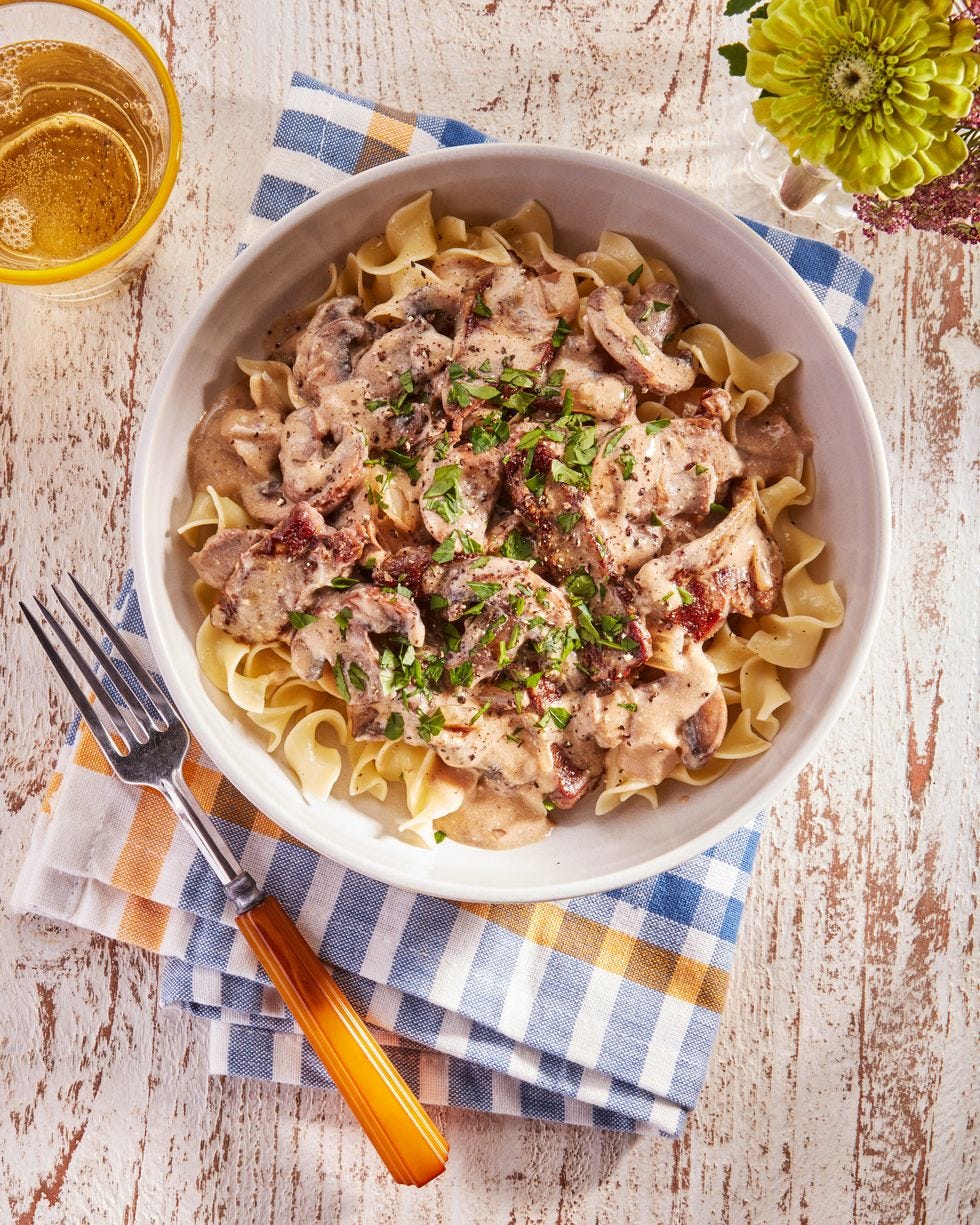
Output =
[{"x1": 21, "y1": 575, "x2": 449, "y2": 1188}]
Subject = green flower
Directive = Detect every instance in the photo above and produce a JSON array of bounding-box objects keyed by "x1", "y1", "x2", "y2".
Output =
[{"x1": 746, "y1": 0, "x2": 980, "y2": 197}]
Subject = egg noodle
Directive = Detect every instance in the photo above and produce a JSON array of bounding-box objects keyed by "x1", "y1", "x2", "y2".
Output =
[{"x1": 179, "y1": 193, "x2": 843, "y2": 847}]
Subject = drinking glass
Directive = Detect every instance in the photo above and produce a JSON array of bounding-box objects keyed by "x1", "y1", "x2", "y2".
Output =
[{"x1": 0, "y1": 0, "x2": 181, "y2": 300}]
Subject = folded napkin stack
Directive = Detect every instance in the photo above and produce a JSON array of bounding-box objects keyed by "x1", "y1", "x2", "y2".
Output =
[{"x1": 12, "y1": 76, "x2": 872, "y2": 1136}]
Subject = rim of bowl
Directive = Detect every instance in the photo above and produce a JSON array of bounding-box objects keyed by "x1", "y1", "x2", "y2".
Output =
[
  {"x1": 0, "y1": 0, "x2": 182, "y2": 286},
  {"x1": 132, "y1": 143, "x2": 891, "y2": 902}
]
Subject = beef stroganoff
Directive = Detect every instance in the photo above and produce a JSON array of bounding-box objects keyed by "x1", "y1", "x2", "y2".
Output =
[{"x1": 179, "y1": 193, "x2": 843, "y2": 849}]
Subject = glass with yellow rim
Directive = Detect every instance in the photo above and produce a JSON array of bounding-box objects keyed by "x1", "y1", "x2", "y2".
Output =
[{"x1": 0, "y1": 0, "x2": 182, "y2": 299}]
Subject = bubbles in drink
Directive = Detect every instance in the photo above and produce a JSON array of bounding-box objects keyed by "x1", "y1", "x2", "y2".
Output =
[
  {"x1": 0, "y1": 197, "x2": 33, "y2": 250},
  {"x1": 0, "y1": 40, "x2": 165, "y2": 268},
  {"x1": 0, "y1": 74, "x2": 20, "y2": 119}
]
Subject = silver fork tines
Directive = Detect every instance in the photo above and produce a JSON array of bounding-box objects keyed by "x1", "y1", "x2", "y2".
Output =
[{"x1": 21, "y1": 574, "x2": 249, "y2": 894}]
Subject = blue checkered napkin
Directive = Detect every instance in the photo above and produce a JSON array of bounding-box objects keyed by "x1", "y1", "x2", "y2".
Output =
[{"x1": 12, "y1": 80, "x2": 873, "y2": 1139}]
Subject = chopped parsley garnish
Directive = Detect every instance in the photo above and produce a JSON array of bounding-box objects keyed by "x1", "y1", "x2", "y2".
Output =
[
  {"x1": 287, "y1": 610, "x2": 316, "y2": 629},
  {"x1": 618, "y1": 701, "x2": 638, "y2": 712},
  {"x1": 562, "y1": 417, "x2": 597, "y2": 470},
  {"x1": 433, "y1": 830, "x2": 447, "y2": 843},
  {"x1": 501, "y1": 529, "x2": 534, "y2": 560},
  {"x1": 329, "y1": 576, "x2": 358, "y2": 589},
  {"x1": 541, "y1": 706, "x2": 571, "y2": 730},
  {"x1": 556, "y1": 511, "x2": 581, "y2": 533},
  {"x1": 448, "y1": 661, "x2": 474, "y2": 688},
  {"x1": 348, "y1": 662, "x2": 368, "y2": 692},
  {"x1": 645, "y1": 418, "x2": 671, "y2": 435},
  {"x1": 526, "y1": 470, "x2": 546, "y2": 497},
  {"x1": 649, "y1": 511, "x2": 664, "y2": 527},
  {"x1": 384, "y1": 712, "x2": 404, "y2": 740},
  {"x1": 654, "y1": 299, "x2": 670, "y2": 312},
  {"x1": 380, "y1": 443, "x2": 421, "y2": 483},
  {"x1": 399, "y1": 370, "x2": 414, "y2": 393},
  {"x1": 418, "y1": 709, "x2": 446, "y2": 742},
  {"x1": 626, "y1": 264, "x2": 644, "y2": 285},
  {"x1": 469, "y1": 412, "x2": 510, "y2": 454},
  {"x1": 499, "y1": 366, "x2": 537, "y2": 388},
  {"x1": 467, "y1": 580, "x2": 502, "y2": 601},
  {"x1": 551, "y1": 317, "x2": 572, "y2": 349},
  {"x1": 479, "y1": 613, "x2": 507, "y2": 645},
  {"x1": 694, "y1": 463, "x2": 709, "y2": 475},
  {"x1": 457, "y1": 531, "x2": 482, "y2": 554},
  {"x1": 710, "y1": 502, "x2": 729, "y2": 515},
  {"x1": 432, "y1": 529, "x2": 482, "y2": 563},
  {"x1": 423, "y1": 464, "x2": 464, "y2": 523},
  {"x1": 617, "y1": 448, "x2": 636, "y2": 479},
  {"x1": 472, "y1": 292, "x2": 492, "y2": 318},
  {"x1": 602, "y1": 425, "x2": 629, "y2": 456},
  {"x1": 678, "y1": 586, "x2": 695, "y2": 605},
  {"x1": 430, "y1": 593, "x2": 449, "y2": 611},
  {"x1": 543, "y1": 798, "x2": 555, "y2": 812},
  {"x1": 468, "y1": 701, "x2": 491, "y2": 725},
  {"x1": 505, "y1": 727, "x2": 525, "y2": 744},
  {"x1": 633, "y1": 335, "x2": 650, "y2": 356},
  {"x1": 551, "y1": 458, "x2": 587, "y2": 488},
  {"x1": 433, "y1": 433, "x2": 451, "y2": 460},
  {"x1": 333, "y1": 607, "x2": 352, "y2": 639},
  {"x1": 333, "y1": 660, "x2": 351, "y2": 702},
  {"x1": 565, "y1": 571, "x2": 598, "y2": 601}
]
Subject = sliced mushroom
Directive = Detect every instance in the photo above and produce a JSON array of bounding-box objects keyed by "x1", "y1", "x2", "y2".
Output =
[
  {"x1": 628, "y1": 282, "x2": 698, "y2": 348},
  {"x1": 577, "y1": 643, "x2": 726, "y2": 787},
  {"x1": 280, "y1": 404, "x2": 368, "y2": 513},
  {"x1": 549, "y1": 332, "x2": 636, "y2": 423},
  {"x1": 352, "y1": 317, "x2": 452, "y2": 398},
  {"x1": 450, "y1": 262, "x2": 563, "y2": 380},
  {"x1": 293, "y1": 305, "x2": 379, "y2": 398},
  {"x1": 587, "y1": 286, "x2": 695, "y2": 394},
  {"x1": 679, "y1": 687, "x2": 728, "y2": 770},
  {"x1": 240, "y1": 479, "x2": 290, "y2": 525}
]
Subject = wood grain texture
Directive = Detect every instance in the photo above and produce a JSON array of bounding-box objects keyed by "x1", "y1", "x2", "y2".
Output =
[{"x1": 1, "y1": 1, "x2": 977, "y2": 1221}]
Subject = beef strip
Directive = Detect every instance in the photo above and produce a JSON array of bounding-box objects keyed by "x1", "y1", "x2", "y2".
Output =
[
  {"x1": 189, "y1": 528, "x2": 266, "y2": 589},
  {"x1": 635, "y1": 482, "x2": 783, "y2": 640},
  {"x1": 211, "y1": 503, "x2": 361, "y2": 644}
]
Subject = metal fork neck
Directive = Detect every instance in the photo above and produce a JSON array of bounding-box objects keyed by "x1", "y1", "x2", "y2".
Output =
[{"x1": 158, "y1": 772, "x2": 263, "y2": 913}]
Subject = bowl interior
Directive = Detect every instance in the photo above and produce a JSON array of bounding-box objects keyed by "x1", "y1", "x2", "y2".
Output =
[{"x1": 133, "y1": 145, "x2": 888, "y2": 902}]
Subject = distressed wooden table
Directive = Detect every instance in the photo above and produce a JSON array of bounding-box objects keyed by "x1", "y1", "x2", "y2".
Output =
[{"x1": 1, "y1": 2, "x2": 977, "y2": 1222}]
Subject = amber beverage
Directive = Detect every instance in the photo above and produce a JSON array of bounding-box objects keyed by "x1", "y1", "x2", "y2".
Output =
[{"x1": 0, "y1": 1, "x2": 180, "y2": 301}]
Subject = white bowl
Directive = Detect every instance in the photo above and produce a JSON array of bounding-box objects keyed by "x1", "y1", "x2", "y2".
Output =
[{"x1": 133, "y1": 144, "x2": 889, "y2": 903}]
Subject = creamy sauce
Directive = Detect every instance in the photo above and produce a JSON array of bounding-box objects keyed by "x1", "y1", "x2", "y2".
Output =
[
  {"x1": 187, "y1": 381, "x2": 255, "y2": 496},
  {"x1": 437, "y1": 780, "x2": 553, "y2": 849}
]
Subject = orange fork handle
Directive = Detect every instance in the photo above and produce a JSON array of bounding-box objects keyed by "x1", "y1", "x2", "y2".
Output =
[{"x1": 236, "y1": 896, "x2": 449, "y2": 1186}]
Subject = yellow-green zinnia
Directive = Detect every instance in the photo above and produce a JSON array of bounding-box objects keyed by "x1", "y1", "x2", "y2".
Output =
[{"x1": 746, "y1": 0, "x2": 980, "y2": 198}]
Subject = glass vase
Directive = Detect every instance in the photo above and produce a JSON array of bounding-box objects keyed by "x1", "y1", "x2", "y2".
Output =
[{"x1": 740, "y1": 107, "x2": 859, "y2": 234}]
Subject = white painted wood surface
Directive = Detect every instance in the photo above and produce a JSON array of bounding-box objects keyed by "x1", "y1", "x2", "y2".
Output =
[{"x1": 1, "y1": 1, "x2": 977, "y2": 1221}]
